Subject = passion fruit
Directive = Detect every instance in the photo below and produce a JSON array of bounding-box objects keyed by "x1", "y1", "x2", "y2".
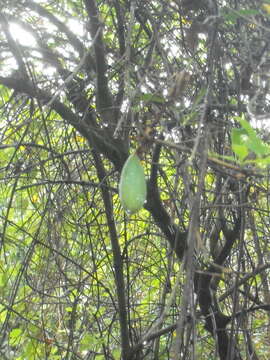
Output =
[{"x1": 119, "y1": 153, "x2": 147, "y2": 214}]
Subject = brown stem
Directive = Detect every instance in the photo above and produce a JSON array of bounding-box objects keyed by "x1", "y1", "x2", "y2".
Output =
[
  {"x1": 92, "y1": 150, "x2": 131, "y2": 359},
  {"x1": 83, "y1": 0, "x2": 115, "y2": 125}
]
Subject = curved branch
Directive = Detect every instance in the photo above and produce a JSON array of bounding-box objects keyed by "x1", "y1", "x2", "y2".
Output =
[
  {"x1": 0, "y1": 75, "x2": 128, "y2": 169},
  {"x1": 145, "y1": 141, "x2": 187, "y2": 260},
  {"x1": 112, "y1": 0, "x2": 126, "y2": 111},
  {"x1": 92, "y1": 149, "x2": 131, "y2": 359},
  {"x1": 0, "y1": 14, "x2": 28, "y2": 77},
  {"x1": 113, "y1": 0, "x2": 126, "y2": 56},
  {"x1": 219, "y1": 262, "x2": 270, "y2": 302},
  {"x1": 24, "y1": 0, "x2": 85, "y2": 59},
  {"x1": 83, "y1": 0, "x2": 115, "y2": 125},
  {"x1": 0, "y1": 75, "x2": 79, "y2": 122},
  {"x1": 194, "y1": 216, "x2": 241, "y2": 360}
]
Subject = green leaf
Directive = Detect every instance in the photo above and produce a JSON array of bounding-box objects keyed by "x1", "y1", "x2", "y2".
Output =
[
  {"x1": 231, "y1": 117, "x2": 270, "y2": 163},
  {"x1": 193, "y1": 87, "x2": 207, "y2": 106},
  {"x1": 9, "y1": 328, "x2": 23, "y2": 345},
  {"x1": 10, "y1": 328, "x2": 23, "y2": 338},
  {"x1": 237, "y1": 118, "x2": 269, "y2": 156},
  {"x1": 234, "y1": 9, "x2": 259, "y2": 16},
  {"x1": 112, "y1": 348, "x2": 121, "y2": 358},
  {"x1": 232, "y1": 144, "x2": 249, "y2": 162},
  {"x1": 231, "y1": 128, "x2": 249, "y2": 161},
  {"x1": 80, "y1": 333, "x2": 93, "y2": 350},
  {"x1": 231, "y1": 128, "x2": 248, "y2": 145},
  {"x1": 136, "y1": 93, "x2": 166, "y2": 104},
  {"x1": 222, "y1": 8, "x2": 259, "y2": 22}
]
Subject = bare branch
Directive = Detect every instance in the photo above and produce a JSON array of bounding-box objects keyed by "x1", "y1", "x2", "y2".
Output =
[
  {"x1": 0, "y1": 13, "x2": 28, "y2": 77},
  {"x1": 24, "y1": 0, "x2": 85, "y2": 58},
  {"x1": 83, "y1": 0, "x2": 115, "y2": 125}
]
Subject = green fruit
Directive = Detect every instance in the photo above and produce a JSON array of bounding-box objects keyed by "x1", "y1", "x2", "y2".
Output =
[{"x1": 119, "y1": 153, "x2": 147, "y2": 214}]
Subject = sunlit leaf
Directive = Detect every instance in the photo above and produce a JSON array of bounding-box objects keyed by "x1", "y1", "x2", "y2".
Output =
[{"x1": 262, "y1": 3, "x2": 270, "y2": 14}]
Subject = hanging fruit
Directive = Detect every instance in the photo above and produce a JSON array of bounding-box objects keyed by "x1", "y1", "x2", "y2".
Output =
[{"x1": 119, "y1": 153, "x2": 147, "y2": 214}]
